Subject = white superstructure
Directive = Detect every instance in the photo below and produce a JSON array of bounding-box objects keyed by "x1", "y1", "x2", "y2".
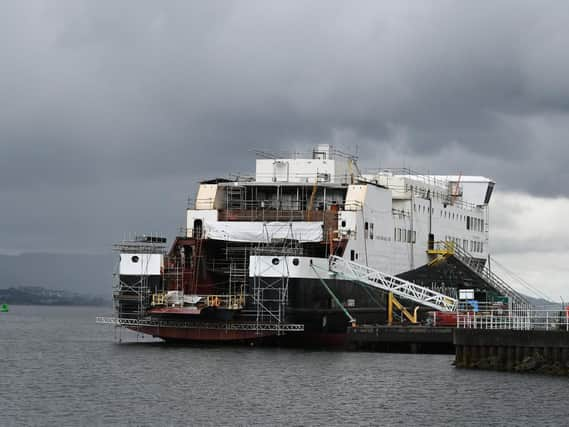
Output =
[{"x1": 185, "y1": 144, "x2": 493, "y2": 277}]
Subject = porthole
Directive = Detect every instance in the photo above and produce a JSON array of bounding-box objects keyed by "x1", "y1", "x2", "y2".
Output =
[
  {"x1": 341, "y1": 220, "x2": 346, "y2": 227},
  {"x1": 292, "y1": 258, "x2": 300, "y2": 266},
  {"x1": 131, "y1": 256, "x2": 139, "y2": 263},
  {"x1": 272, "y1": 258, "x2": 280, "y2": 265}
]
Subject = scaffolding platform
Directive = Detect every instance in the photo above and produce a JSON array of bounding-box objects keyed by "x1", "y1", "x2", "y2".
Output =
[{"x1": 96, "y1": 316, "x2": 304, "y2": 332}]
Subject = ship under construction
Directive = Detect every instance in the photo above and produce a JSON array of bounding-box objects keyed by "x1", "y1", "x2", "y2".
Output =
[{"x1": 98, "y1": 145, "x2": 530, "y2": 346}]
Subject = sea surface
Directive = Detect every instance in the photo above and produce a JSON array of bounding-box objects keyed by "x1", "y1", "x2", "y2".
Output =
[{"x1": 1, "y1": 305, "x2": 567, "y2": 426}]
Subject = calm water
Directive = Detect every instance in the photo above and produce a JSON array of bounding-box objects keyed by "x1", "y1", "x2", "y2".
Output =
[{"x1": 1, "y1": 305, "x2": 567, "y2": 426}]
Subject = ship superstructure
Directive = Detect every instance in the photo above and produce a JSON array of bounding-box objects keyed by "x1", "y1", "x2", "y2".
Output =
[{"x1": 107, "y1": 145, "x2": 526, "y2": 345}]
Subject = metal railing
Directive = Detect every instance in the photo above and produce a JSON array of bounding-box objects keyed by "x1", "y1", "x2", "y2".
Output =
[
  {"x1": 96, "y1": 316, "x2": 304, "y2": 332},
  {"x1": 188, "y1": 197, "x2": 361, "y2": 212},
  {"x1": 328, "y1": 256, "x2": 457, "y2": 312},
  {"x1": 456, "y1": 308, "x2": 569, "y2": 331},
  {"x1": 435, "y1": 241, "x2": 531, "y2": 308}
]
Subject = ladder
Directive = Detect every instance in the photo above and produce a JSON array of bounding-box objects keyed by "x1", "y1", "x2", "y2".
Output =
[{"x1": 328, "y1": 256, "x2": 457, "y2": 312}]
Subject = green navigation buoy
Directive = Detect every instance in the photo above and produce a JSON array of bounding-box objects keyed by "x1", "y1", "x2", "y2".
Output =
[{"x1": 0, "y1": 303, "x2": 8, "y2": 313}]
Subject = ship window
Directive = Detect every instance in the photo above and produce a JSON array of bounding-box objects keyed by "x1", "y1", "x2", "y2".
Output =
[
  {"x1": 364, "y1": 222, "x2": 369, "y2": 239},
  {"x1": 131, "y1": 256, "x2": 139, "y2": 263},
  {"x1": 350, "y1": 250, "x2": 355, "y2": 261},
  {"x1": 412, "y1": 231, "x2": 416, "y2": 243},
  {"x1": 466, "y1": 216, "x2": 470, "y2": 230},
  {"x1": 292, "y1": 258, "x2": 300, "y2": 266},
  {"x1": 355, "y1": 253, "x2": 359, "y2": 260},
  {"x1": 394, "y1": 228, "x2": 397, "y2": 241},
  {"x1": 341, "y1": 220, "x2": 346, "y2": 227},
  {"x1": 370, "y1": 223, "x2": 374, "y2": 240},
  {"x1": 272, "y1": 258, "x2": 280, "y2": 265}
]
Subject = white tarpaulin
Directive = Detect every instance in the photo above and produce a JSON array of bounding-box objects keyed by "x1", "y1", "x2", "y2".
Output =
[{"x1": 204, "y1": 221, "x2": 323, "y2": 243}]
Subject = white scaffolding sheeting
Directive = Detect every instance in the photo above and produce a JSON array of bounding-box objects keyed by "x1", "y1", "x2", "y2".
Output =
[{"x1": 204, "y1": 221, "x2": 323, "y2": 243}]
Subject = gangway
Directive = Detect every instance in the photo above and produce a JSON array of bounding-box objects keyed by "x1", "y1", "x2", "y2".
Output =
[{"x1": 328, "y1": 256, "x2": 457, "y2": 312}]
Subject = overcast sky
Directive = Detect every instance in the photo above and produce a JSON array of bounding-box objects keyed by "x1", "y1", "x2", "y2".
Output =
[{"x1": 1, "y1": 1, "x2": 569, "y2": 298}]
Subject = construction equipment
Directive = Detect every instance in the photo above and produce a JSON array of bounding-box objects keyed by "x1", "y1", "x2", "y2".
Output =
[{"x1": 387, "y1": 292, "x2": 419, "y2": 326}]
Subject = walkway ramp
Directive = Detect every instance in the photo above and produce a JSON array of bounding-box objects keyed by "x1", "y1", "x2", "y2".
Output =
[
  {"x1": 329, "y1": 256, "x2": 457, "y2": 312},
  {"x1": 426, "y1": 242, "x2": 530, "y2": 307}
]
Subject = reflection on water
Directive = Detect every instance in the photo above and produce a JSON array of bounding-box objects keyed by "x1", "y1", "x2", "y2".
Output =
[{"x1": 1, "y1": 305, "x2": 566, "y2": 426}]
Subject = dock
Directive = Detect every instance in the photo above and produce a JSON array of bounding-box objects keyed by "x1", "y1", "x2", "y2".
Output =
[
  {"x1": 453, "y1": 309, "x2": 569, "y2": 375},
  {"x1": 454, "y1": 328, "x2": 569, "y2": 374},
  {"x1": 347, "y1": 324, "x2": 454, "y2": 354}
]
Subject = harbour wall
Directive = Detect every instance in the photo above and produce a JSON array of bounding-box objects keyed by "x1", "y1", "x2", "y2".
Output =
[
  {"x1": 454, "y1": 329, "x2": 569, "y2": 375},
  {"x1": 347, "y1": 325, "x2": 455, "y2": 354}
]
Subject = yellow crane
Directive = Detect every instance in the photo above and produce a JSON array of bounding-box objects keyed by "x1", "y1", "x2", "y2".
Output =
[{"x1": 387, "y1": 292, "x2": 420, "y2": 326}]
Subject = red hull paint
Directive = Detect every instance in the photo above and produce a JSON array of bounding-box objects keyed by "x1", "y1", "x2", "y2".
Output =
[
  {"x1": 130, "y1": 326, "x2": 347, "y2": 347},
  {"x1": 133, "y1": 326, "x2": 275, "y2": 342}
]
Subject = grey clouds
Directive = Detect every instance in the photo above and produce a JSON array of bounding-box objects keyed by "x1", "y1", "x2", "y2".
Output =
[{"x1": 1, "y1": 1, "x2": 569, "y2": 254}]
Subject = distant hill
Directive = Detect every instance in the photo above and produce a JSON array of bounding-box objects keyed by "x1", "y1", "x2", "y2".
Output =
[
  {"x1": 0, "y1": 252, "x2": 114, "y2": 297},
  {"x1": 525, "y1": 295, "x2": 563, "y2": 310},
  {"x1": 0, "y1": 286, "x2": 107, "y2": 306}
]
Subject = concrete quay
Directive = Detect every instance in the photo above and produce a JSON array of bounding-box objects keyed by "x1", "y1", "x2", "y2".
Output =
[
  {"x1": 454, "y1": 329, "x2": 569, "y2": 375},
  {"x1": 347, "y1": 325, "x2": 454, "y2": 354}
]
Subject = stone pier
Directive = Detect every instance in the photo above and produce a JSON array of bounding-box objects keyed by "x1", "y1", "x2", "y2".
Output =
[{"x1": 454, "y1": 329, "x2": 569, "y2": 375}]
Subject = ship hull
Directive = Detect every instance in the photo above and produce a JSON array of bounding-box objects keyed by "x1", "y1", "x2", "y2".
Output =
[
  {"x1": 133, "y1": 325, "x2": 275, "y2": 342},
  {"x1": 132, "y1": 277, "x2": 391, "y2": 347}
]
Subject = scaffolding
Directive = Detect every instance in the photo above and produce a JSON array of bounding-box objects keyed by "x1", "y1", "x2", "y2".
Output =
[
  {"x1": 248, "y1": 234, "x2": 303, "y2": 334},
  {"x1": 112, "y1": 235, "x2": 167, "y2": 321}
]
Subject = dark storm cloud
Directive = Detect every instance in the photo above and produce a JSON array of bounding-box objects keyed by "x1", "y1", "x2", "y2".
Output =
[{"x1": 1, "y1": 0, "x2": 569, "y2": 252}]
